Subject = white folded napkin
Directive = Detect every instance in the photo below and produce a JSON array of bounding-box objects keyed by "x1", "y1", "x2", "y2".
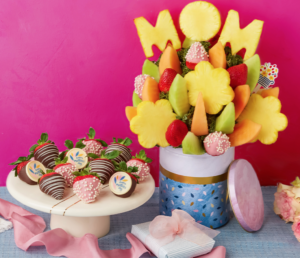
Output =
[{"x1": 0, "y1": 218, "x2": 13, "y2": 233}]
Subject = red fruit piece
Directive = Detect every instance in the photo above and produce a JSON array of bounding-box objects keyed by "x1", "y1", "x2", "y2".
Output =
[
  {"x1": 227, "y1": 64, "x2": 248, "y2": 88},
  {"x1": 73, "y1": 174, "x2": 98, "y2": 184},
  {"x1": 166, "y1": 120, "x2": 189, "y2": 147},
  {"x1": 158, "y1": 68, "x2": 177, "y2": 92},
  {"x1": 35, "y1": 143, "x2": 51, "y2": 152},
  {"x1": 17, "y1": 161, "x2": 30, "y2": 174},
  {"x1": 40, "y1": 172, "x2": 58, "y2": 181},
  {"x1": 186, "y1": 61, "x2": 197, "y2": 70}
]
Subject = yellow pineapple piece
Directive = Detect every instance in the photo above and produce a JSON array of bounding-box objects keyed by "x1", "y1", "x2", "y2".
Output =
[
  {"x1": 238, "y1": 94, "x2": 288, "y2": 144},
  {"x1": 179, "y1": 1, "x2": 221, "y2": 42},
  {"x1": 218, "y1": 10, "x2": 264, "y2": 60},
  {"x1": 134, "y1": 10, "x2": 181, "y2": 58},
  {"x1": 184, "y1": 61, "x2": 234, "y2": 114},
  {"x1": 130, "y1": 100, "x2": 176, "y2": 148}
]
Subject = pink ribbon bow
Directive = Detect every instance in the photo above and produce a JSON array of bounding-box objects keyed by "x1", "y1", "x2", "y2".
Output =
[{"x1": 147, "y1": 209, "x2": 220, "y2": 256}]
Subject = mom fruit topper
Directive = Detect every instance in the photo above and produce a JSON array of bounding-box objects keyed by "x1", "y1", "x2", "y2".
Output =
[{"x1": 125, "y1": 0, "x2": 288, "y2": 156}]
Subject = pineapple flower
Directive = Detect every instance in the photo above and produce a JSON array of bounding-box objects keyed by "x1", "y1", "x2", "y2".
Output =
[
  {"x1": 274, "y1": 183, "x2": 300, "y2": 223},
  {"x1": 130, "y1": 100, "x2": 176, "y2": 148},
  {"x1": 184, "y1": 61, "x2": 234, "y2": 114},
  {"x1": 238, "y1": 94, "x2": 288, "y2": 145}
]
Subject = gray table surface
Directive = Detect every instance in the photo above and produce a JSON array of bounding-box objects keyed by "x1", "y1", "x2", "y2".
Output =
[{"x1": 0, "y1": 186, "x2": 300, "y2": 258}]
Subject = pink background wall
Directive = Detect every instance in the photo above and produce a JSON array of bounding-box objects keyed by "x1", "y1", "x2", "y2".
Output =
[{"x1": 0, "y1": 0, "x2": 299, "y2": 187}]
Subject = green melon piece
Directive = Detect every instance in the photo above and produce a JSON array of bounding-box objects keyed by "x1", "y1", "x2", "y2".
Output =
[
  {"x1": 132, "y1": 91, "x2": 142, "y2": 107},
  {"x1": 169, "y1": 74, "x2": 190, "y2": 118},
  {"x1": 182, "y1": 37, "x2": 197, "y2": 48},
  {"x1": 182, "y1": 132, "x2": 205, "y2": 155},
  {"x1": 244, "y1": 54, "x2": 261, "y2": 93},
  {"x1": 215, "y1": 102, "x2": 235, "y2": 134},
  {"x1": 142, "y1": 59, "x2": 160, "y2": 82}
]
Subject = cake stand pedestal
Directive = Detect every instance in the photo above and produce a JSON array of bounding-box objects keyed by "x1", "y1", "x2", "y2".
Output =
[{"x1": 6, "y1": 171, "x2": 155, "y2": 238}]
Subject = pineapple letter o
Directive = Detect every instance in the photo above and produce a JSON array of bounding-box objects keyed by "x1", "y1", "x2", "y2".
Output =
[{"x1": 134, "y1": 10, "x2": 181, "y2": 58}]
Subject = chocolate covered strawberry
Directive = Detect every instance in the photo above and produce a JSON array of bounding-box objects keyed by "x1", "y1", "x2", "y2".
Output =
[
  {"x1": 109, "y1": 161, "x2": 139, "y2": 198},
  {"x1": 73, "y1": 168, "x2": 102, "y2": 203},
  {"x1": 126, "y1": 150, "x2": 152, "y2": 182},
  {"x1": 39, "y1": 170, "x2": 65, "y2": 200},
  {"x1": 227, "y1": 64, "x2": 248, "y2": 88},
  {"x1": 158, "y1": 68, "x2": 177, "y2": 92},
  {"x1": 29, "y1": 133, "x2": 59, "y2": 169},
  {"x1": 166, "y1": 120, "x2": 189, "y2": 147},
  {"x1": 88, "y1": 150, "x2": 120, "y2": 184},
  {"x1": 185, "y1": 42, "x2": 209, "y2": 70},
  {"x1": 105, "y1": 137, "x2": 132, "y2": 163},
  {"x1": 80, "y1": 127, "x2": 108, "y2": 160},
  {"x1": 53, "y1": 155, "x2": 77, "y2": 188},
  {"x1": 10, "y1": 153, "x2": 34, "y2": 184}
]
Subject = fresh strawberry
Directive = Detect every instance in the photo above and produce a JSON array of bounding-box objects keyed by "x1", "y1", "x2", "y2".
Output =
[
  {"x1": 158, "y1": 68, "x2": 177, "y2": 92},
  {"x1": 53, "y1": 155, "x2": 77, "y2": 188},
  {"x1": 29, "y1": 133, "x2": 59, "y2": 169},
  {"x1": 127, "y1": 150, "x2": 152, "y2": 182},
  {"x1": 105, "y1": 137, "x2": 132, "y2": 163},
  {"x1": 88, "y1": 150, "x2": 120, "y2": 184},
  {"x1": 227, "y1": 64, "x2": 248, "y2": 88},
  {"x1": 10, "y1": 154, "x2": 33, "y2": 177},
  {"x1": 39, "y1": 170, "x2": 65, "y2": 200},
  {"x1": 73, "y1": 168, "x2": 102, "y2": 203},
  {"x1": 185, "y1": 42, "x2": 209, "y2": 70},
  {"x1": 166, "y1": 120, "x2": 189, "y2": 147}
]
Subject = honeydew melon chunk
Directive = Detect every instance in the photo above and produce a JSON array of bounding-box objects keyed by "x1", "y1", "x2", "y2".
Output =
[
  {"x1": 132, "y1": 91, "x2": 142, "y2": 107},
  {"x1": 182, "y1": 37, "x2": 197, "y2": 48},
  {"x1": 142, "y1": 59, "x2": 160, "y2": 82},
  {"x1": 215, "y1": 102, "x2": 235, "y2": 134},
  {"x1": 244, "y1": 54, "x2": 261, "y2": 93},
  {"x1": 182, "y1": 132, "x2": 205, "y2": 155},
  {"x1": 169, "y1": 74, "x2": 190, "y2": 118}
]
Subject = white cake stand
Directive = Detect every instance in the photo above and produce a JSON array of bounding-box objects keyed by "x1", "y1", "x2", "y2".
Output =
[{"x1": 6, "y1": 171, "x2": 155, "y2": 238}]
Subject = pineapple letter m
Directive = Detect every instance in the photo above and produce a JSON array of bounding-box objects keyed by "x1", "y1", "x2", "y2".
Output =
[{"x1": 134, "y1": 10, "x2": 181, "y2": 58}]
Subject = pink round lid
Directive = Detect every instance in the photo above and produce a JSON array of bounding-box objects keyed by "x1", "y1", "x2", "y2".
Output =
[{"x1": 228, "y1": 159, "x2": 264, "y2": 232}]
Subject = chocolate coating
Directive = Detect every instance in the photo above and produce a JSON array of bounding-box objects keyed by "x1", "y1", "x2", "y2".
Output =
[
  {"x1": 34, "y1": 144, "x2": 59, "y2": 169},
  {"x1": 90, "y1": 159, "x2": 115, "y2": 184},
  {"x1": 19, "y1": 165, "x2": 37, "y2": 185},
  {"x1": 105, "y1": 144, "x2": 131, "y2": 163},
  {"x1": 117, "y1": 179, "x2": 136, "y2": 198},
  {"x1": 39, "y1": 173, "x2": 65, "y2": 200}
]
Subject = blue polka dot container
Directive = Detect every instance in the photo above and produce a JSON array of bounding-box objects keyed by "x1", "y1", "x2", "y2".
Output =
[{"x1": 159, "y1": 147, "x2": 235, "y2": 229}]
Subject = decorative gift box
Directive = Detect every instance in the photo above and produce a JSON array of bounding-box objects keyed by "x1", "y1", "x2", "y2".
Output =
[
  {"x1": 159, "y1": 146, "x2": 235, "y2": 228},
  {"x1": 131, "y1": 210, "x2": 219, "y2": 258}
]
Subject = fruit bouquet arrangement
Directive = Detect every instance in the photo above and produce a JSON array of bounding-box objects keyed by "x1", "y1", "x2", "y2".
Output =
[
  {"x1": 125, "y1": 1, "x2": 288, "y2": 156},
  {"x1": 10, "y1": 128, "x2": 153, "y2": 203}
]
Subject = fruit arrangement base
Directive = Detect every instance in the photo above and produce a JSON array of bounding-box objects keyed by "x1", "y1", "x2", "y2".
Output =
[{"x1": 6, "y1": 171, "x2": 155, "y2": 238}]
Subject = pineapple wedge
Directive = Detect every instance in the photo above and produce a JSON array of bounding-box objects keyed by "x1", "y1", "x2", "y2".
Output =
[
  {"x1": 130, "y1": 100, "x2": 176, "y2": 148},
  {"x1": 134, "y1": 10, "x2": 181, "y2": 58},
  {"x1": 184, "y1": 61, "x2": 234, "y2": 114},
  {"x1": 237, "y1": 94, "x2": 288, "y2": 144},
  {"x1": 218, "y1": 10, "x2": 264, "y2": 60},
  {"x1": 179, "y1": 1, "x2": 221, "y2": 41}
]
